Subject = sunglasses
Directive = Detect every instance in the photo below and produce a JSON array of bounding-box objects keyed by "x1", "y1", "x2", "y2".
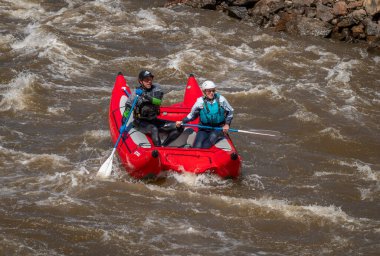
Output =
[
  {"x1": 205, "y1": 89, "x2": 216, "y2": 93},
  {"x1": 142, "y1": 77, "x2": 153, "y2": 82}
]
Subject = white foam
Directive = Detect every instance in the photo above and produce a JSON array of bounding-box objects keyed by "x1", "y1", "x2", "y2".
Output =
[
  {"x1": 83, "y1": 130, "x2": 110, "y2": 140},
  {"x1": 339, "y1": 160, "x2": 379, "y2": 182},
  {"x1": 357, "y1": 165, "x2": 378, "y2": 181},
  {"x1": 38, "y1": 172, "x2": 79, "y2": 188},
  {"x1": 0, "y1": 34, "x2": 16, "y2": 50},
  {"x1": 133, "y1": 9, "x2": 167, "y2": 32},
  {"x1": 47, "y1": 106, "x2": 71, "y2": 115},
  {"x1": 261, "y1": 45, "x2": 287, "y2": 58},
  {"x1": 315, "y1": 160, "x2": 379, "y2": 185},
  {"x1": 159, "y1": 6, "x2": 194, "y2": 17},
  {"x1": 19, "y1": 154, "x2": 70, "y2": 168},
  {"x1": 101, "y1": 230, "x2": 111, "y2": 241},
  {"x1": 218, "y1": 195, "x2": 361, "y2": 227},
  {"x1": 12, "y1": 23, "x2": 99, "y2": 78},
  {"x1": 6, "y1": 0, "x2": 45, "y2": 20},
  {"x1": 326, "y1": 59, "x2": 359, "y2": 85},
  {"x1": 242, "y1": 61, "x2": 273, "y2": 76},
  {"x1": 190, "y1": 26, "x2": 218, "y2": 44},
  {"x1": 144, "y1": 184, "x2": 363, "y2": 227},
  {"x1": 169, "y1": 172, "x2": 232, "y2": 187},
  {"x1": 0, "y1": 145, "x2": 70, "y2": 168},
  {"x1": 237, "y1": 83, "x2": 284, "y2": 99},
  {"x1": 30, "y1": 167, "x2": 96, "y2": 206},
  {"x1": 314, "y1": 171, "x2": 354, "y2": 177},
  {"x1": 0, "y1": 72, "x2": 37, "y2": 111},
  {"x1": 359, "y1": 188, "x2": 374, "y2": 201},
  {"x1": 35, "y1": 193, "x2": 86, "y2": 207},
  {"x1": 251, "y1": 34, "x2": 280, "y2": 43},
  {"x1": 241, "y1": 174, "x2": 265, "y2": 190},
  {"x1": 305, "y1": 45, "x2": 340, "y2": 63},
  {"x1": 289, "y1": 109, "x2": 320, "y2": 123},
  {"x1": 330, "y1": 105, "x2": 360, "y2": 121},
  {"x1": 92, "y1": 0, "x2": 123, "y2": 14},
  {"x1": 355, "y1": 47, "x2": 368, "y2": 59},
  {"x1": 319, "y1": 127, "x2": 345, "y2": 140},
  {"x1": 12, "y1": 23, "x2": 54, "y2": 50},
  {"x1": 166, "y1": 49, "x2": 203, "y2": 72},
  {"x1": 229, "y1": 43, "x2": 255, "y2": 57},
  {"x1": 214, "y1": 44, "x2": 272, "y2": 77}
]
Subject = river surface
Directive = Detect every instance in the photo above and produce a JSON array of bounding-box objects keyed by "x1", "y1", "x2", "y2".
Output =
[{"x1": 0, "y1": 0, "x2": 379, "y2": 255}]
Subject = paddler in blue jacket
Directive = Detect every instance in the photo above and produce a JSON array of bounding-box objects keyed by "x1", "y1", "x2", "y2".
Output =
[
  {"x1": 176, "y1": 80, "x2": 234, "y2": 148},
  {"x1": 123, "y1": 70, "x2": 182, "y2": 146}
]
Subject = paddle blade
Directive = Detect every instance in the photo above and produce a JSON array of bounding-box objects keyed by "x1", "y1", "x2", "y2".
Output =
[{"x1": 97, "y1": 149, "x2": 116, "y2": 178}]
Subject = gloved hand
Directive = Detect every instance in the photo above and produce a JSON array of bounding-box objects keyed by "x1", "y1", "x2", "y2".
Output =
[
  {"x1": 142, "y1": 92, "x2": 153, "y2": 102},
  {"x1": 135, "y1": 88, "x2": 143, "y2": 96}
]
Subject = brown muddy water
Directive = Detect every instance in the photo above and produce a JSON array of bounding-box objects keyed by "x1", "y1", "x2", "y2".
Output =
[{"x1": 0, "y1": 0, "x2": 379, "y2": 255}]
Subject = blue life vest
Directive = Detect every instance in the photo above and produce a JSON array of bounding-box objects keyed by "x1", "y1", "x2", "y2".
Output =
[{"x1": 199, "y1": 94, "x2": 225, "y2": 126}]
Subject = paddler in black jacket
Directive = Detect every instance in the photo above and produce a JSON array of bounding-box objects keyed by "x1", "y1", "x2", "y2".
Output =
[{"x1": 123, "y1": 70, "x2": 182, "y2": 146}]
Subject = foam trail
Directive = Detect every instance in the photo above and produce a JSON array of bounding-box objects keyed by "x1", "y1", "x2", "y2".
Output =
[
  {"x1": 169, "y1": 172, "x2": 232, "y2": 188},
  {"x1": 0, "y1": 145, "x2": 70, "y2": 169},
  {"x1": 145, "y1": 184, "x2": 367, "y2": 228},
  {"x1": 218, "y1": 195, "x2": 365, "y2": 228},
  {"x1": 11, "y1": 23, "x2": 99, "y2": 79}
]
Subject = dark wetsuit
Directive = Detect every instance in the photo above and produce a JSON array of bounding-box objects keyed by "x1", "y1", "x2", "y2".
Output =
[{"x1": 124, "y1": 84, "x2": 182, "y2": 146}]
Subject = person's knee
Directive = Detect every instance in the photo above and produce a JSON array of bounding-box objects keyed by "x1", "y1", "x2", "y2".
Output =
[
  {"x1": 201, "y1": 141, "x2": 212, "y2": 149},
  {"x1": 209, "y1": 133, "x2": 217, "y2": 141},
  {"x1": 193, "y1": 133, "x2": 206, "y2": 148},
  {"x1": 151, "y1": 129, "x2": 161, "y2": 146},
  {"x1": 209, "y1": 131, "x2": 222, "y2": 143},
  {"x1": 193, "y1": 140, "x2": 203, "y2": 148}
]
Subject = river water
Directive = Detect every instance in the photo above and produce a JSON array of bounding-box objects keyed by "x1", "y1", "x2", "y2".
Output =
[{"x1": 0, "y1": 0, "x2": 379, "y2": 255}]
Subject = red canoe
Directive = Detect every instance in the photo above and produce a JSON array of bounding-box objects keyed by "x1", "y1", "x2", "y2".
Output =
[{"x1": 108, "y1": 72, "x2": 242, "y2": 179}]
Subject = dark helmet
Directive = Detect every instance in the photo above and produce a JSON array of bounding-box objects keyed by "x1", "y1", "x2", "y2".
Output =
[{"x1": 138, "y1": 70, "x2": 154, "y2": 80}]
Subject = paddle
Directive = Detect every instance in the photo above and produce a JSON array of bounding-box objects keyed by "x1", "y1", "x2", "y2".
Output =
[
  {"x1": 97, "y1": 92, "x2": 140, "y2": 178},
  {"x1": 182, "y1": 124, "x2": 278, "y2": 137}
]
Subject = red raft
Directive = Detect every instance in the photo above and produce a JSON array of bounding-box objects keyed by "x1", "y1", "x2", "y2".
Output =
[{"x1": 108, "y1": 72, "x2": 242, "y2": 179}]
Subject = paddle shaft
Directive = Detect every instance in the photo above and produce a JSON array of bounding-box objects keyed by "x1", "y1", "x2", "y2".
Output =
[
  {"x1": 183, "y1": 124, "x2": 276, "y2": 137},
  {"x1": 97, "y1": 93, "x2": 139, "y2": 178},
  {"x1": 114, "y1": 93, "x2": 139, "y2": 148}
]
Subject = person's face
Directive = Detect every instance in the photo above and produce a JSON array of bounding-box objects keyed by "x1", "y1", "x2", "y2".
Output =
[
  {"x1": 204, "y1": 88, "x2": 216, "y2": 99},
  {"x1": 141, "y1": 76, "x2": 153, "y2": 89}
]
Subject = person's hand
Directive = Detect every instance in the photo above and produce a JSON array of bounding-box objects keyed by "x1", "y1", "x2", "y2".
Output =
[
  {"x1": 135, "y1": 88, "x2": 143, "y2": 96},
  {"x1": 176, "y1": 121, "x2": 183, "y2": 128},
  {"x1": 142, "y1": 92, "x2": 152, "y2": 102},
  {"x1": 222, "y1": 124, "x2": 229, "y2": 134}
]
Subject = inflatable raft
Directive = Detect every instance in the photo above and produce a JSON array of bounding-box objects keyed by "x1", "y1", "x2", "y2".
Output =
[{"x1": 108, "y1": 72, "x2": 241, "y2": 179}]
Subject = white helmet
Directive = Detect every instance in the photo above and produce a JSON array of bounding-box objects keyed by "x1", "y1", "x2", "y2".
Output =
[{"x1": 201, "y1": 80, "x2": 216, "y2": 90}]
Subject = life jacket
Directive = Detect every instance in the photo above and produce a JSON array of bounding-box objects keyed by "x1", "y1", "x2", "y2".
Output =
[
  {"x1": 134, "y1": 102, "x2": 159, "y2": 121},
  {"x1": 133, "y1": 86, "x2": 161, "y2": 121},
  {"x1": 199, "y1": 93, "x2": 225, "y2": 126}
]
